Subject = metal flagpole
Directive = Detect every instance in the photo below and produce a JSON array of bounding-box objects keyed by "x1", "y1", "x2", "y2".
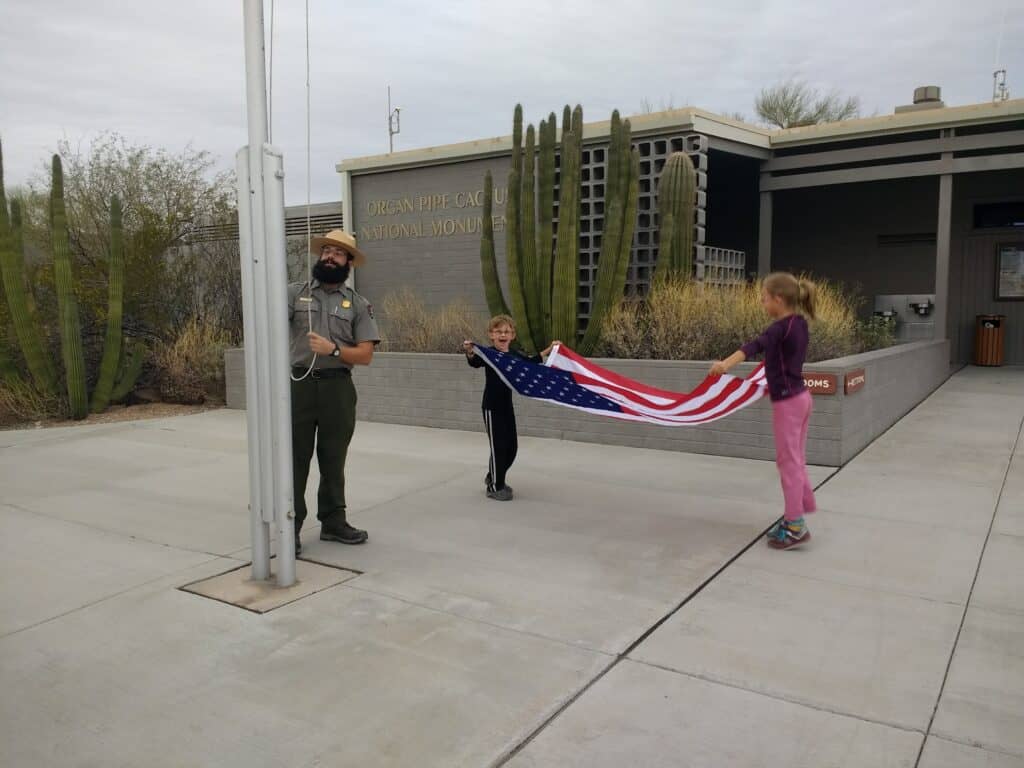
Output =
[
  {"x1": 235, "y1": 148, "x2": 269, "y2": 580},
  {"x1": 239, "y1": 0, "x2": 295, "y2": 586},
  {"x1": 262, "y1": 145, "x2": 296, "y2": 587}
]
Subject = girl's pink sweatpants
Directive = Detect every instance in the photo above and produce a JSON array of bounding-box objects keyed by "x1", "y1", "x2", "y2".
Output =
[{"x1": 771, "y1": 389, "x2": 817, "y2": 521}]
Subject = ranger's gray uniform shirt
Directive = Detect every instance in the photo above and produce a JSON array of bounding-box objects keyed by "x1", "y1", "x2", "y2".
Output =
[{"x1": 289, "y1": 281, "x2": 381, "y2": 370}]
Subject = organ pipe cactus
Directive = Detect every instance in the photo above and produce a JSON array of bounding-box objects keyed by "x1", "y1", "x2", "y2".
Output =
[
  {"x1": 0, "y1": 140, "x2": 57, "y2": 393},
  {"x1": 520, "y1": 124, "x2": 542, "y2": 350},
  {"x1": 550, "y1": 122, "x2": 580, "y2": 344},
  {"x1": 655, "y1": 151, "x2": 698, "y2": 280},
  {"x1": 579, "y1": 113, "x2": 640, "y2": 352},
  {"x1": 0, "y1": 142, "x2": 142, "y2": 415},
  {"x1": 479, "y1": 171, "x2": 511, "y2": 319},
  {"x1": 536, "y1": 114, "x2": 556, "y2": 338},
  {"x1": 51, "y1": 155, "x2": 89, "y2": 419},
  {"x1": 108, "y1": 339, "x2": 146, "y2": 403},
  {"x1": 504, "y1": 105, "x2": 535, "y2": 351},
  {"x1": 608, "y1": 148, "x2": 640, "y2": 314},
  {"x1": 9, "y1": 201, "x2": 39, "y2": 319},
  {"x1": 479, "y1": 104, "x2": 639, "y2": 356},
  {"x1": 90, "y1": 195, "x2": 124, "y2": 412},
  {"x1": 0, "y1": 344, "x2": 18, "y2": 383}
]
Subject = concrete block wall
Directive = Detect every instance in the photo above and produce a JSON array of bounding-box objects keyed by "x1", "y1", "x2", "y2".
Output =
[
  {"x1": 828, "y1": 340, "x2": 953, "y2": 464},
  {"x1": 225, "y1": 348, "x2": 246, "y2": 413},
  {"x1": 225, "y1": 341, "x2": 952, "y2": 467}
]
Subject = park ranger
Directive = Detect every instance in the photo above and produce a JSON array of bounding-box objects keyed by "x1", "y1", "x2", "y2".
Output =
[{"x1": 289, "y1": 229, "x2": 380, "y2": 555}]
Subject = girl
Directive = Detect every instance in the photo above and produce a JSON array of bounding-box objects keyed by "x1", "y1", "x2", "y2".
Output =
[{"x1": 710, "y1": 273, "x2": 818, "y2": 549}]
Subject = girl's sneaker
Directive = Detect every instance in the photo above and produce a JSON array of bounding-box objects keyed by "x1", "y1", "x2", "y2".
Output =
[{"x1": 767, "y1": 517, "x2": 811, "y2": 549}]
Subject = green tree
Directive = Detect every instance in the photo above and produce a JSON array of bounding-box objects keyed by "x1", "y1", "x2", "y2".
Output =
[
  {"x1": 21, "y1": 133, "x2": 235, "y2": 342},
  {"x1": 754, "y1": 79, "x2": 860, "y2": 128}
]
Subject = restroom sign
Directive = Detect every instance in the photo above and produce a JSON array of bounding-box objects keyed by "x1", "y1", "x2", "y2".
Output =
[
  {"x1": 844, "y1": 369, "x2": 867, "y2": 394},
  {"x1": 802, "y1": 372, "x2": 838, "y2": 395}
]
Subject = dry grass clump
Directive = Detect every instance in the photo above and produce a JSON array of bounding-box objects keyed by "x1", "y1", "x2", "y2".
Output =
[
  {"x1": 598, "y1": 276, "x2": 892, "y2": 361},
  {"x1": 0, "y1": 378, "x2": 66, "y2": 425},
  {"x1": 154, "y1": 316, "x2": 233, "y2": 403},
  {"x1": 378, "y1": 288, "x2": 488, "y2": 353}
]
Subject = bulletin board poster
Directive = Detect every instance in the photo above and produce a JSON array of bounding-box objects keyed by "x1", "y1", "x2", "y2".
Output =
[{"x1": 997, "y1": 244, "x2": 1024, "y2": 301}]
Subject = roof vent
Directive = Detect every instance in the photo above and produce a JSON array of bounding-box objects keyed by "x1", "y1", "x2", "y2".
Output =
[{"x1": 895, "y1": 85, "x2": 945, "y2": 114}]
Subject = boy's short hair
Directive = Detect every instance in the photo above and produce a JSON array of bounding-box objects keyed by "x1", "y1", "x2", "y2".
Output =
[{"x1": 488, "y1": 314, "x2": 516, "y2": 332}]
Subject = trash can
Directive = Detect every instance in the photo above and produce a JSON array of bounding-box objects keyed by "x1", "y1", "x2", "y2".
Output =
[{"x1": 973, "y1": 314, "x2": 1006, "y2": 366}]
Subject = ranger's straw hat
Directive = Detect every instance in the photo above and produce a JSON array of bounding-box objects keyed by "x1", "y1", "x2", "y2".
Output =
[{"x1": 310, "y1": 229, "x2": 367, "y2": 267}]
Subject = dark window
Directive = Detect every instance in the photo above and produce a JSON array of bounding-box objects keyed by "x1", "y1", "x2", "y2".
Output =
[{"x1": 974, "y1": 202, "x2": 1024, "y2": 229}]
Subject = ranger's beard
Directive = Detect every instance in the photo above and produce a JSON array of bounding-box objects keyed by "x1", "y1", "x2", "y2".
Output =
[{"x1": 313, "y1": 260, "x2": 350, "y2": 284}]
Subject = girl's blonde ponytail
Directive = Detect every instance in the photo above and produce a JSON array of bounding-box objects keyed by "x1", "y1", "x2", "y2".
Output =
[
  {"x1": 798, "y1": 278, "x2": 817, "y2": 320},
  {"x1": 763, "y1": 272, "x2": 816, "y2": 319}
]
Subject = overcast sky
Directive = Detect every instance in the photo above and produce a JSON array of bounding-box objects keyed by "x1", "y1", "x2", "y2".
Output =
[{"x1": 2, "y1": 0, "x2": 1021, "y2": 205}]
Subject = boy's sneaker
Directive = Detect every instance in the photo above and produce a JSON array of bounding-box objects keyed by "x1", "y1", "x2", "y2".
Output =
[
  {"x1": 487, "y1": 486, "x2": 513, "y2": 501},
  {"x1": 485, "y1": 473, "x2": 494, "y2": 493},
  {"x1": 767, "y1": 517, "x2": 810, "y2": 549}
]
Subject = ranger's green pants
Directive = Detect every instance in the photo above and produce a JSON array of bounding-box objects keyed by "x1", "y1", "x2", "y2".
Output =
[{"x1": 291, "y1": 373, "x2": 357, "y2": 530}]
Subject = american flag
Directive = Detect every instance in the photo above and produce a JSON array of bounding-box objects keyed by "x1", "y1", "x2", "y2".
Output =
[{"x1": 472, "y1": 344, "x2": 767, "y2": 426}]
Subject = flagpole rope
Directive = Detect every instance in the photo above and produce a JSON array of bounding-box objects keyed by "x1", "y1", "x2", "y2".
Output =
[{"x1": 292, "y1": 0, "x2": 317, "y2": 382}]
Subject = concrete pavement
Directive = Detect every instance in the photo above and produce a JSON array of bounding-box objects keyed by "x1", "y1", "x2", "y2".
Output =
[{"x1": 1, "y1": 366, "x2": 1021, "y2": 767}]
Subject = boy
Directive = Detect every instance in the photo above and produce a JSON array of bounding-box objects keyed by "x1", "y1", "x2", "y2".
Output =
[{"x1": 463, "y1": 315, "x2": 559, "y2": 500}]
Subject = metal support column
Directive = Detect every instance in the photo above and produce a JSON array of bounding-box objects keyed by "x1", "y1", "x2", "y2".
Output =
[
  {"x1": 758, "y1": 190, "x2": 772, "y2": 276},
  {"x1": 934, "y1": 134, "x2": 954, "y2": 342},
  {"x1": 239, "y1": 0, "x2": 295, "y2": 587},
  {"x1": 340, "y1": 169, "x2": 355, "y2": 291},
  {"x1": 262, "y1": 145, "x2": 296, "y2": 587},
  {"x1": 236, "y1": 149, "x2": 270, "y2": 580}
]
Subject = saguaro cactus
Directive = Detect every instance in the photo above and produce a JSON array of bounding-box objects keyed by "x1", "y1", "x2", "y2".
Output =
[
  {"x1": 0, "y1": 140, "x2": 57, "y2": 393},
  {"x1": 90, "y1": 196, "x2": 124, "y2": 412},
  {"x1": 51, "y1": 155, "x2": 88, "y2": 419},
  {"x1": 655, "y1": 151, "x2": 698, "y2": 280}
]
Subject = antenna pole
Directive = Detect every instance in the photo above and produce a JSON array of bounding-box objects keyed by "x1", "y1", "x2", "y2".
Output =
[{"x1": 387, "y1": 85, "x2": 401, "y2": 153}]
